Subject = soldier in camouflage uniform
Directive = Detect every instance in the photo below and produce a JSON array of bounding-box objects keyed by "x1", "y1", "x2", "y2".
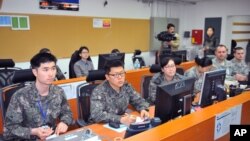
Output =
[
  {"x1": 230, "y1": 47, "x2": 249, "y2": 82},
  {"x1": 4, "y1": 53, "x2": 73, "y2": 140},
  {"x1": 212, "y1": 44, "x2": 234, "y2": 79},
  {"x1": 89, "y1": 60, "x2": 149, "y2": 125},
  {"x1": 148, "y1": 57, "x2": 185, "y2": 105},
  {"x1": 184, "y1": 56, "x2": 213, "y2": 95}
]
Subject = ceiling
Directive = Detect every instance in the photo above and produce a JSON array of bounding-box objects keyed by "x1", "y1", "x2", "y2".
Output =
[{"x1": 138, "y1": 0, "x2": 218, "y2": 5}]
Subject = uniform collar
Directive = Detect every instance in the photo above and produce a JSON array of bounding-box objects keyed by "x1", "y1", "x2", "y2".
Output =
[{"x1": 30, "y1": 82, "x2": 54, "y2": 102}]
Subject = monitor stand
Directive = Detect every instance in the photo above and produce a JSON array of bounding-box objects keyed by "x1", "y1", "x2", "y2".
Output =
[{"x1": 183, "y1": 94, "x2": 192, "y2": 115}]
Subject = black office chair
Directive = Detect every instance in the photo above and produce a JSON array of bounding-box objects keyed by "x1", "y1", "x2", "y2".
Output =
[
  {"x1": 76, "y1": 70, "x2": 106, "y2": 127},
  {"x1": 140, "y1": 74, "x2": 153, "y2": 99},
  {"x1": 227, "y1": 40, "x2": 237, "y2": 61},
  {"x1": 0, "y1": 59, "x2": 21, "y2": 88},
  {"x1": 0, "y1": 69, "x2": 35, "y2": 127},
  {"x1": 132, "y1": 49, "x2": 146, "y2": 68},
  {"x1": 69, "y1": 50, "x2": 81, "y2": 78}
]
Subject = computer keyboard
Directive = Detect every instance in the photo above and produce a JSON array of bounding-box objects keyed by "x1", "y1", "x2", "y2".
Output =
[{"x1": 46, "y1": 128, "x2": 101, "y2": 141}]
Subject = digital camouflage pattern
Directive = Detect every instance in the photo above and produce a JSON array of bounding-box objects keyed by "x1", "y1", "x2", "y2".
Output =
[
  {"x1": 148, "y1": 72, "x2": 185, "y2": 105},
  {"x1": 3, "y1": 82, "x2": 73, "y2": 140},
  {"x1": 90, "y1": 80, "x2": 149, "y2": 123}
]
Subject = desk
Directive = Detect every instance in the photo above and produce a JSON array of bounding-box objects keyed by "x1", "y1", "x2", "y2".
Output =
[
  {"x1": 78, "y1": 91, "x2": 250, "y2": 141},
  {"x1": 0, "y1": 61, "x2": 196, "y2": 133}
]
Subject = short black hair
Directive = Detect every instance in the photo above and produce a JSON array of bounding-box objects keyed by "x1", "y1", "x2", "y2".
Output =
[
  {"x1": 234, "y1": 46, "x2": 244, "y2": 53},
  {"x1": 167, "y1": 23, "x2": 175, "y2": 29},
  {"x1": 104, "y1": 60, "x2": 124, "y2": 74},
  {"x1": 160, "y1": 57, "x2": 175, "y2": 68},
  {"x1": 195, "y1": 56, "x2": 212, "y2": 67},
  {"x1": 111, "y1": 49, "x2": 120, "y2": 54},
  {"x1": 31, "y1": 53, "x2": 57, "y2": 69},
  {"x1": 207, "y1": 26, "x2": 215, "y2": 32},
  {"x1": 39, "y1": 48, "x2": 51, "y2": 53},
  {"x1": 78, "y1": 46, "x2": 89, "y2": 54}
]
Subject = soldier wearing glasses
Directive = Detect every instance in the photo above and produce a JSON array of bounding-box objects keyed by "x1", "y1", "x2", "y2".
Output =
[
  {"x1": 89, "y1": 60, "x2": 149, "y2": 125},
  {"x1": 148, "y1": 57, "x2": 185, "y2": 105}
]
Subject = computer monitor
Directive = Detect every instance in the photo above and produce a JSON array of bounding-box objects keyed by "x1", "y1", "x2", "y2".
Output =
[
  {"x1": 172, "y1": 50, "x2": 187, "y2": 62},
  {"x1": 159, "y1": 50, "x2": 187, "y2": 64},
  {"x1": 154, "y1": 77, "x2": 195, "y2": 123},
  {"x1": 198, "y1": 69, "x2": 226, "y2": 108},
  {"x1": 97, "y1": 53, "x2": 125, "y2": 70}
]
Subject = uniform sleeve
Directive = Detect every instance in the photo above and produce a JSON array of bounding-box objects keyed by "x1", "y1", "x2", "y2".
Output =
[
  {"x1": 73, "y1": 62, "x2": 83, "y2": 77},
  {"x1": 171, "y1": 33, "x2": 180, "y2": 49},
  {"x1": 59, "y1": 89, "x2": 73, "y2": 126},
  {"x1": 147, "y1": 80, "x2": 157, "y2": 105},
  {"x1": 90, "y1": 61, "x2": 94, "y2": 70},
  {"x1": 3, "y1": 92, "x2": 32, "y2": 140},
  {"x1": 90, "y1": 88, "x2": 121, "y2": 123},
  {"x1": 242, "y1": 65, "x2": 249, "y2": 76},
  {"x1": 128, "y1": 85, "x2": 149, "y2": 112}
]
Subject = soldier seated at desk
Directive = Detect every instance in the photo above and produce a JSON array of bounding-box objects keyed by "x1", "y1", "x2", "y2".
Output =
[
  {"x1": 230, "y1": 47, "x2": 249, "y2": 83},
  {"x1": 3, "y1": 53, "x2": 73, "y2": 141},
  {"x1": 89, "y1": 60, "x2": 150, "y2": 125}
]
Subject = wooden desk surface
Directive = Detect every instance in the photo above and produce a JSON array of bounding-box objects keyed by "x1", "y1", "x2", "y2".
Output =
[{"x1": 81, "y1": 91, "x2": 250, "y2": 141}]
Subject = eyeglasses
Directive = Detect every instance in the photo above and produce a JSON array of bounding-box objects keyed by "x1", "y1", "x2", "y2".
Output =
[
  {"x1": 108, "y1": 72, "x2": 126, "y2": 78},
  {"x1": 164, "y1": 64, "x2": 176, "y2": 69},
  {"x1": 81, "y1": 52, "x2": 89, "y2": 54}
]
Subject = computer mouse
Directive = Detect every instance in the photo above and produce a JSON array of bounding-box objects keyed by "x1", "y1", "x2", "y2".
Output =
[{"x1": 109, "y1": 122, "x2": 120, "y2": 129}]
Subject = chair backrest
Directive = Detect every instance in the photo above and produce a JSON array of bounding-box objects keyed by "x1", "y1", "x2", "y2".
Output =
[
  {"x1": 176, "y1": 67, "x2": 184, "y2": 75},
  {"x1": 0, "y1": 69, "x2": 36, "y2": 124},
  {"x1": 69, "y1": 50, "x2": 81, "y2": 78},
  {"x1": 141, "y1": 75, "x2": 153, "y2": 99},
  {"x1": 76, "y1": 83, "x2": 99, "y2": 122},
  {"x1": 132, "y1": 56, "x2": 146, "y2": 68},
  {"x1": 76, "y1": 69, "x2": 105, "y2": 126},
  {"x1": 0, "y1": 59, "x2": 21, "y2": 88},
  {"x1": 0, "y1": 83, "x2": 26, "y2": 126}
]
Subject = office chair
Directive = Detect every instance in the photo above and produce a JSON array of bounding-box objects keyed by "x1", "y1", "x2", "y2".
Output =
[
  {"x1": 0, "y1": 69, "x2": 35, "y2": 127},
  {"x1": 76, "y1": 70, "x2": 106, "y2": 127},
  {"x1": 0, "y1": 59, "x2": 21, "y2": 88},
  {"x1": 140, "y1": 74, "x2": 153, "y2": 99},
  {"x1": 132, "y1": 49, "x2": 146, "y2": 68},
  {"x1": 69, "y1": 50, "x2": 81, "y2": 78},
  {"x1": 227, "y1": 40, "x2": 237, "y2": 61}
]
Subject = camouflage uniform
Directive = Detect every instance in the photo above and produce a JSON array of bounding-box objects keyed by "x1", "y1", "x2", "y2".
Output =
[
  {"x1": 184, "y1": 66, "x2": 204, "y2": 94},
  {"x1": 148, "y1": 72, "x2": 185, "y2": 105},
  {"x1": 3, "y1": 82, "x2": 73, "y2": 140},
  {"x1": 212, "y1": 58, "x2": 234, "y2": 79},
  {"x1": 230, "y1": 58, "x2": 249, "y2": 76},
  {"x1": 89, "y1": 80, "x2": 149, "y2": 123}
]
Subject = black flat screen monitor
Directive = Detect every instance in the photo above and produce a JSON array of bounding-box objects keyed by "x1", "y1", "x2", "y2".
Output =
[
  {"x1": 159, "y1": 50, "x2": 187, "y2": 64},
  {"x1": 198, "y1": 69, "x2": 226, "y2": 108},
  {"x1": 98, "y1": 53, "x2": 125, "y2": 70},
  {"x1": 154, "y1": 77, "x2": 195, "y2": 123},
  {"x1": 173, "y1": 50, "x2": 187, "y2": 62}
]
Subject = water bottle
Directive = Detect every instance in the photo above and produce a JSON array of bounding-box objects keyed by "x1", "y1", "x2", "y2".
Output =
[{"x1": 134, "y1": 59, "x2": 140, "y2": 69}]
